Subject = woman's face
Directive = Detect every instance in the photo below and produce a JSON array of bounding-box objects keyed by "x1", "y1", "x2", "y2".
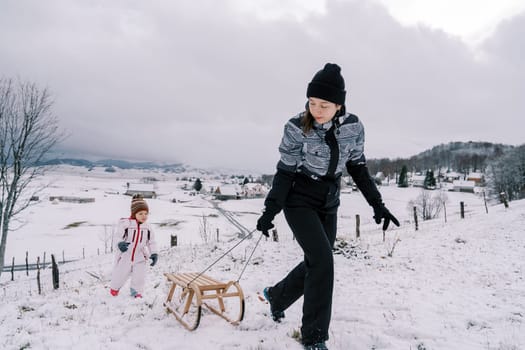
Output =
[{"x1": 308, "y1": 97, "x2": 341, "y2": 124}]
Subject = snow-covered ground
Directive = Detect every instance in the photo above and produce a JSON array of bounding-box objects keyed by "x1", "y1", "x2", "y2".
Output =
[{"x1": 1, "y1": 166, "x2": 524, "y2": 350}]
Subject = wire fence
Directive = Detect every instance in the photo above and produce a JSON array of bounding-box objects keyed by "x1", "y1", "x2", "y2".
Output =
[{"x1": 0, "y1": 193, "x2": 508, "y2": 297}]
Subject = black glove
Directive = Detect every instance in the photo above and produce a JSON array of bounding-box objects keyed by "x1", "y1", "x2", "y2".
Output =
[
  {"x1": 373, "y1": 204, "x2": 400, "y2": 231},
  {"x1": 149, "y1": 253, "x2": 158, "y2": 266},
  {"x1": 256, "y1": 210, "x2": 275, "y2": 237},
  {"x1": 118, "y1": 241, "x2": 130, "y2": 252}
]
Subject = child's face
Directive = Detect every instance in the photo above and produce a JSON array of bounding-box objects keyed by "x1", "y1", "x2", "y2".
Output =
[{"x1": 135, "y1": 210, "x2": 149, "y2": 223}]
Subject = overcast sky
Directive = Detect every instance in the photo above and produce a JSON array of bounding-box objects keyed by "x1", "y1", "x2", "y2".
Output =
[{"x1": 1, "y1": 0, "x2": 524, "y2": 172}]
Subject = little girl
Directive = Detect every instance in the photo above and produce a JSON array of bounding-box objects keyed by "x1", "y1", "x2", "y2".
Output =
[{"x1": 110, "y1": 194, "x2": 158, "y2": 298}]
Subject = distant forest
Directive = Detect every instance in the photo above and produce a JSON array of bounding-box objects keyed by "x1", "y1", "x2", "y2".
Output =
[{"x1": 366, "y1": 141, "x2": 514, "y2": 177}]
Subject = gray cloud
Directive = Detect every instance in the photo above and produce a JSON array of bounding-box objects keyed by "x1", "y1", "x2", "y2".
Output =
[{"x1": 1, "y1": 0, "x2": 523, "y2": 172}]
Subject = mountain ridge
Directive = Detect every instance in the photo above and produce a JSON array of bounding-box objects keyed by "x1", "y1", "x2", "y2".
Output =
[{"x1": 43, "y1": 140, "x2": 517, "y2": 174}]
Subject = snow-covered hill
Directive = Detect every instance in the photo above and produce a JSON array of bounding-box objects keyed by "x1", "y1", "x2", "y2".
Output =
[{"x1": 1, "y1": 166, "x2": 524, "y2": 350}]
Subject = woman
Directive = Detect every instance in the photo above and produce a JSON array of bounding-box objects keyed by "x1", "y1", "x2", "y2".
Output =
[{"x1": 257, "y1": 63, "x2": 399, "y2": 350}]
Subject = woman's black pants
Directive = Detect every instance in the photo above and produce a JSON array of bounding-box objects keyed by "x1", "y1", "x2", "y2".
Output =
[{"x1": 269, "y1": 206, "x2": 337, "y2": 345}]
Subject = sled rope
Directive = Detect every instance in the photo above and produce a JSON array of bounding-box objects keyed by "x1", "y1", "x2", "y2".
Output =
[
  {"x1": 186, "y1": 229, "x2": 262, "y2": 286},
  {"x1": 236, "y1": 232, "x2": 264, "y2": 282}
]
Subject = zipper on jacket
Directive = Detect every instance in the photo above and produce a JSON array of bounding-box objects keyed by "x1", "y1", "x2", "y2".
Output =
[{"x1": 325, "y1": 126, "x2": 339, "y2": 179}]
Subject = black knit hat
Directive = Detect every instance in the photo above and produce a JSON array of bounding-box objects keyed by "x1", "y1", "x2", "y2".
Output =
[
  {"x1": 306, "y1": 63, "x2": 346, "y2": 105},
  {"x1": 131, "y1": 194, "x2": 149, "y2": 218}
]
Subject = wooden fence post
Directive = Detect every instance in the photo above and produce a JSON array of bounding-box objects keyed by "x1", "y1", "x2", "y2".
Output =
[
  {"x1": 104, "y1": 225, "x2": 109, "y2": 254},
  {"x1": 500, "y1": 192, "x2": 509, "y2": 208},
  {"x1": 355, "y1": 214, "x2": 360, "y2": 239},
  {"x1": 51, "y1": 254, "x2": 59, "y2": 290},
  {"x1": 37, "y1": 257, "x2": 42, "y2": 295},
  {"x1": 171, "y1": 235, "x2": 178, "y2": 247},
  {"x1": 460, "y1": 201, "x2": 465, "y2": 219},
  {"x1": 443, "y1": 202, "x2": 447, "y2": 223},
  {"x1": 483, "y1": 191, "x2": 488, "y2": 214},
  {"x1": 62, "y1": 250, "x2": 65, "y2": 264},
  {"x1": 43, "y1": 252, "x2": 46, "y2": 270},
  {"x1": 25, "y1": 251, "x2": 29, "y2": 276},
  {"x1": 11, "y1": 257, "x2": 14, "y2": 281},
  {"x1": 413, "y1": 206, "x2": 418, "y2": 231},
  {"x1": 216, "y1": 228, "x2": 220, "y2": 242},
  {"x1": 272, "y1": 229, "x2": 279, "y2": 242}
]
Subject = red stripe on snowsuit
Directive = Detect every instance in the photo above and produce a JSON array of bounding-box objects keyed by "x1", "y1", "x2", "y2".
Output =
[{"x1": 131, "y1": 220, "x2": 141, "y2": 262}]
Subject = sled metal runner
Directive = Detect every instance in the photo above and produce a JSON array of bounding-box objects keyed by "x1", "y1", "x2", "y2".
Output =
[{"x1": 164, "y1": 272, "x2": 245, "y2": 331}]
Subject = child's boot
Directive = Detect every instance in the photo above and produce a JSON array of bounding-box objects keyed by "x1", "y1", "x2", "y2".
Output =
[{"x1": 130, "y1": 288, "x2": 142, "y2": 298}]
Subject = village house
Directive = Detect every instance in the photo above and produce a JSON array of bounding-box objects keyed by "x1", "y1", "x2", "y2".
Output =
[
  {"x1": 240, "y1": 183, "x2": 268, "y2": 198},
  {"x1": 410, "y1": 175, "x2": 427, "y2": 188},
  {"x1": 451, "y1": 180, "x2": 476, "y2": 193},
  {"x1": 374, "y1": 171, "x2": 386, "y2": 182},
  {"x1": 443, "y1": 171, "x2": 463, "y2": 183},
  {"x1": 124, "y1": 183, "x2": 157, "y2": 198},
  {"x1": 466, "y1": 172, "x2": 484, "y2": 186},
  {"x1": 49, "y1": 196, "x2": 95, "y2": 204},
  {"x1": 213, "y1": 185, "x2": 241, "y2": 201}
]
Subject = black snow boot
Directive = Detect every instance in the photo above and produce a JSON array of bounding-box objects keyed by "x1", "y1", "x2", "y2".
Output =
[
  {"x1": 263, "y1": 287, "x2": 285, "y2": 322},
  {"x1": 303, "y1": 342, "x2": 328, "y2": 350}
]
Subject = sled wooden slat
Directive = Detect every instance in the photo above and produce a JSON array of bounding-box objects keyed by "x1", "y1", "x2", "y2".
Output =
[
  {"x1": 164, "y1": 272, "x2": 245, "y2": 331},
  {"x1": 166, "y1": 272, "x2": 225, "y2": 290}
]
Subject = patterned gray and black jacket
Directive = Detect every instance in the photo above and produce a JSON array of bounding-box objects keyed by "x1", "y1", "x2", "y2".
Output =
[
  {"x1": 276, "y1": 112, "x2": 366, "y2": 178},
  {"x1": 264, "y1": 111, "x2": 382, "y2": 215}
]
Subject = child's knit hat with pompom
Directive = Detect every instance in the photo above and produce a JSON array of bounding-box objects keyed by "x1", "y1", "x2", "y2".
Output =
[{"x1": 131, "y1": 194, "x2": 149, "y2": 218}]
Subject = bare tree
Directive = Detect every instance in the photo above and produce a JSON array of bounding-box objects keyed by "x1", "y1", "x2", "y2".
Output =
[
  {"x1": 0, "y1": 78, "x2": 62, "y2": 277},
  {"x1": 199, "y1": 214, "x2": 211, "y2": 244},
  {"x1": 408, "y1": 189, "x2": 448, "y2": 221}
]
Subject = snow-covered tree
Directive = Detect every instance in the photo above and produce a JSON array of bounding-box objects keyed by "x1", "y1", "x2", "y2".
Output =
[
  {"x1": 486, "y1": 144, "x2": 525, "y2": 202},
  {"x1": 193, "y1": 178, "x2": 203, "y2": 192},
  {"x1": 398, "y1": 165, "x2": 409, "y2": 188},
  {"x1": 424, "y1": 170, "x2": 436, "y2": 189}
]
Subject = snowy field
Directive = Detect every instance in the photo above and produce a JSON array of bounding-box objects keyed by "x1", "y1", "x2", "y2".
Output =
[{"x1": 1, "y1": 166, "x2": 524, "y2": 350}]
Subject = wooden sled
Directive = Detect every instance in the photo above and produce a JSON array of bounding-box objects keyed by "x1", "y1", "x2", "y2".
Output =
[{"x1": 164, "y1": 272, "x2": 245, "y2": 331}]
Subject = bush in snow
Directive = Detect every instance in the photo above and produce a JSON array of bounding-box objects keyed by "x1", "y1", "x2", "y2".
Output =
[{"x1": 408, "y1": 189, "x2": 448, "y2": 221}]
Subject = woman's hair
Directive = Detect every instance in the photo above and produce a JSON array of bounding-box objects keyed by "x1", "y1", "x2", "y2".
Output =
[{"x1": 300, "y1": 110, "x2": 315, "y2": 134}]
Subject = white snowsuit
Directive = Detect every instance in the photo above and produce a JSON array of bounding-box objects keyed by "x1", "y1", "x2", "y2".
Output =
[{"x1": 110, "y1": 218, "x2": 158, "y2": 296}]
